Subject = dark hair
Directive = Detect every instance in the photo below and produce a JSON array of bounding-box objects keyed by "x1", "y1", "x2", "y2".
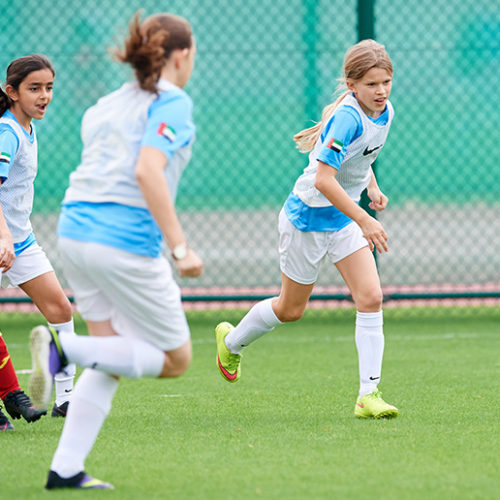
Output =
[
  {"x1": 0, "y1": 54, "x2": 55, "y2": 116},
  {"x1": 115, "y1": 11, "x2": 193, "y2": 93}
]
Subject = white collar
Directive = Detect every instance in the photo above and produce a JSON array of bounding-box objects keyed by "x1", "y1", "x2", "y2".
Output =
[{"x1": 157, "y1": 78, "x2": 181, "y2": 92}]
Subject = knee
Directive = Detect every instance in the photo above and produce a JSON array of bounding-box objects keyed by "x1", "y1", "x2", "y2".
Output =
[
  {"x1": 353, "y1": 287, "x2": 383, "y2": 312},
  {"x1": 45, "y1": 297, "x2": 73, "y2": 323},
  {"x1": 275, "y1": 305, "x2": 305, "y2": 323},
  {"x1": 166, "y1": 354, "x2": 191, "y2": 378},
  {"x1": 158, "y1": 345, "x2": 192, "y2": 378}
]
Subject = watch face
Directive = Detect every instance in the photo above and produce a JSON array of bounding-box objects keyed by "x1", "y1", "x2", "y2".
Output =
[{"x1": 173, "y1": 244, "x2": 187, "y2": 260}]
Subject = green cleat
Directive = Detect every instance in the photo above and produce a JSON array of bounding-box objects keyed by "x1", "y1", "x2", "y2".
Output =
[
  {"x1": 215, "y1": 322, "x2": 241, "y2": 383},
  {"x1": 354, "y1": 389, "x2": 398, "y2": 419}
]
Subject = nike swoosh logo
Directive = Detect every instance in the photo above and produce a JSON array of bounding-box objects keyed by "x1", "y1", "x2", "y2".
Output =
[
  {"x1": 64, "y1": 389, "x2": 72, "y2": 393},
  {"x1": 369, "y1": 376, "x2": 380, "y2": 381},
  {"x1": 217, "y1": 356, "x2": 238, "y2": 381},
  {"x1": 363, "y1": 145, "x2": 382, "y2": 156},
  {"x1": 357, "y1": 403, "x2": 364, "y2": 408}
]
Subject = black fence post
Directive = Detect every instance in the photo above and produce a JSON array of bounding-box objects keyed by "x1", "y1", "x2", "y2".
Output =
[
  {"x1": 303, "y1": 0, "x2": 319, "y2": 127},
  {"x1": 357, "y1": 0, "x2": 378, "y2": 260}
]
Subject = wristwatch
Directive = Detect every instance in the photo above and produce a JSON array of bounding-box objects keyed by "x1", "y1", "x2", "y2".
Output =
[{"x1": 172, "y1": 243, "x2": 188, "y2": 260}]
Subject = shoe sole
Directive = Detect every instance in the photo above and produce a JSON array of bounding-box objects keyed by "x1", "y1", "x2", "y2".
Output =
[
  {"x1": 51, "y1": 407, "x2": 67, "y2": 418},
  {"x1": 29, "y1": 326, "x2": 54, "y2": 411},
  {"x1": 355, "y1": 408, "x2": 399, "y2": 419},
  {"x1": 4, "y1": 403, "x2": 45, "y2": 423}
]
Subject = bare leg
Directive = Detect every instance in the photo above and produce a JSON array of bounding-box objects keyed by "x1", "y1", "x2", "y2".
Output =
[
  {"x1": 19, "y1": 271, "x2": 72, "y2": 323},
  {"x1": 335, "y1": 247, "x2": 382, "y2": 312},
  {"x1": 223, "y1": 273, "x2": 315, "y2": 355},
  {"x1": 272, "y1": 273, "x2": 315, "y2": 322}
]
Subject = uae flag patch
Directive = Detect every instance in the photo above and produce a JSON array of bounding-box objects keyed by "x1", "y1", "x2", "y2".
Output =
[
  {"x1": 157, "y1": 123, "x2": 176, "y2": 142},
  {"x1": 327, "y1": 138, "x2": 343, "y2": 153},
  {"x1": 0, "y1": 152, "x2": 11, "y2": 164}
]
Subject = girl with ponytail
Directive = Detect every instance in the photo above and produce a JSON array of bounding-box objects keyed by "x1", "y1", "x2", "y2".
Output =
[
  {"x1": 215, "y1": 40, "x2": 399, "y2": 420},
  {"x1": 30, "y1": 12, "x2": 202, "y2": 490},
  {"x1": 0, "y1": 54, "x2": 75, "y2": 429}
]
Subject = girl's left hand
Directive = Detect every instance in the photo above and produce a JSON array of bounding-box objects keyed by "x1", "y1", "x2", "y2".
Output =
[
  {"x1": 367, "y1": 187, "x2": 389, "y2": 212},
  {"x1": 0, "y1": 236, "x2": 15, "y2": 272}
]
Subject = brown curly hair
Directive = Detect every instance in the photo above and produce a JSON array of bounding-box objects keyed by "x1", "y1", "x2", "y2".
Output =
[{"x1": 114, "y1": 11, "x2": 192, "y2": 94}]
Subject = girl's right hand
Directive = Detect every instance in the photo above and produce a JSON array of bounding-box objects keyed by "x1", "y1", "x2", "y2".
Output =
[
  {"x1": 358, "y1": 215, "x2": 388, "y2": 253},
  {"x1": 0, "y1": 236, "x2": 15, "y2": 272},
  {"x1": 175, "y1": 248, "x2": 204, "y2": 278}
]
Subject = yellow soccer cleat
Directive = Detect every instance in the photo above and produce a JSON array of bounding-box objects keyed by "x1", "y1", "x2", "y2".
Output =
[
  {"x1": 354, "y1": 389, "x2": 398, "y2": 419},
  {"x1": 215, "y1": 322, "x2": 241, "y2": 383}
]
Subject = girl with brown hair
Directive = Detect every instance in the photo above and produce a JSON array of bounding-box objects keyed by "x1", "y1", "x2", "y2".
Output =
[
  {"x1": 0, "y1": 54, "x2": 75, "y2": 428},
  {"x1": 29, "y1": 12, "x2": 202, "y2": 489}
]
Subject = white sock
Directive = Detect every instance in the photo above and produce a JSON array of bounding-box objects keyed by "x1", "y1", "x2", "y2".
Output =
[
  {"x1": 355, "y1": 310, "x2": 385, "y2": 397},
  {"x1": 54, "y1": 363, "x2": 76, "y2": 406},
  {"x1": 48, "y1": 319, "x2": 75, "y2": 336},
  {"x1": 59, "y1": 334, "x2": 165, "y2": 379},
  {"x1": 225, "y1": 298, "x2": 282, "y2": 354},
  {"x1": 50, "y1": 369, "x2": 119, "y2": 478},
  {"x1": 49, "y1": 321, "x2": 76, "y2": 406}
]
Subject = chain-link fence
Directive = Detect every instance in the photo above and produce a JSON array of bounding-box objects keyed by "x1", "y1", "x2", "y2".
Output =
[{"x1": 1, "y1": 0, "x2": 499, "y2": 312}]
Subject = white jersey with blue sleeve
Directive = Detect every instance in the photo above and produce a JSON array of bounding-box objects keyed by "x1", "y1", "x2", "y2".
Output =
[
  {"x1": 58, "y1": 78, "x2": 195, "y2": 258},
  {"x1": 63, "y1": 78, "x2": 194, "y2": 208},
  {"x1": 285, "y1": 94, "x2": 394, "y2": 231},
  {"x1": 0, "y1": 110, "x2": 38, "y2": 251}
]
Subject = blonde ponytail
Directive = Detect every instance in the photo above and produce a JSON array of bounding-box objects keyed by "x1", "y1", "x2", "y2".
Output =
[{"x1": 293, "y1": 90, "x2": 349, "y2": 153}]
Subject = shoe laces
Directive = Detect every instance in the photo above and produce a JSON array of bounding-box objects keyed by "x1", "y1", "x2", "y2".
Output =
[
  {"x1": 368, "y1": 389, "x2": 383, "y2": 400},
  {"x1": 225, "y1": 351, "x2": 241, "y2": 372}
]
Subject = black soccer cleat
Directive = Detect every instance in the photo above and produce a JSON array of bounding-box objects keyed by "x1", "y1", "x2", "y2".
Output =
[
  {"x1": 51, "y1": 400, "x2": 69, "y2": 418},
  {"x1": 4, "y1": 389, "x2": 47, "y2": 423},
  {"x1": 0, "y1": 407, "x2": 15, "y2": 431},
  {"x1": 46, "y1": 470, "x2": 114, "y2": 490}
]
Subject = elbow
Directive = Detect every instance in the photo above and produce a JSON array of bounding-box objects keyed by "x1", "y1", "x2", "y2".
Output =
[
  {"x1": 135, "y1": 165, "x2": 146, "y2": 186},
  {"x1": 314, "y1": 176, "x2": 326, "y2": 193}
]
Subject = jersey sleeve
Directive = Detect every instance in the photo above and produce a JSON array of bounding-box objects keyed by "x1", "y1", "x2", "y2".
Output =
[
  {"x1": 141, "y1": 91, "x2": 195, "y2": 160},
  {"x1": 317, "y1": 106, "x2": 363, "y2": 169},
  {"x1": 0, "y1": 124, "x2": 20, "y2": 182}
]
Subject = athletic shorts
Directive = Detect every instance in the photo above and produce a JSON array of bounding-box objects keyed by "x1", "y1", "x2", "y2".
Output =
[
  {"x1": 1, "y1": 242, "x2": 54, "y2": 287},
  {"x1": 58, "y1": 238, "x2": 189, "y2": 352},
  {"x1": 278, "y1": 208, "x2": 368, "y2": 285}
]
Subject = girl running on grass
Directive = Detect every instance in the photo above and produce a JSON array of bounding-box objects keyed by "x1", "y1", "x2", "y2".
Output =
[
  {"x1": 0, "y1": 55, "x2": 75, "y2": 429},
  {"x1": 215, "y1": 40, "x2": 398, "y2": 419},
  {"x1": 29, "y1": 12, "x2": 202, "y2": 490}
]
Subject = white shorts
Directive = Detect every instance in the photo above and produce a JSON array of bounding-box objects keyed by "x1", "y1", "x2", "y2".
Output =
[
  {"x1": 1, "y1": 242, "x2": 54, "y2": 287},
  {"x1": 58, "y1": 238, "x2": 190, "y2": 352},
  {"x1": 278, "y1": 208, "x2": 368, "y2": 285}
]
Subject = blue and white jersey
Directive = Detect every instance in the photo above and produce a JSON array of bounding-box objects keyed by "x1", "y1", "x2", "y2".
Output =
[
  {"x1": 58, "y1": 78, "x2": 195, "y2": 258},
  {"x1": 0, "y1": 109, "x2": 38, "y2": 254},
  {"x1": 285, "y1": 94, "x2": 394, "y2": 231}
]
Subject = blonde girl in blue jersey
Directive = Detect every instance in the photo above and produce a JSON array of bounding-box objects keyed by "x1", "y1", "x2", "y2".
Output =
[
  {"x1": 0, "y1": 55, "x2": 76, "y2": 425},
  {"x1": 215, "y1": 40, "x2": 398, "y2": 419},
  {"x1": 29, "y1": 12, "x2": 202, "y2": 490}
]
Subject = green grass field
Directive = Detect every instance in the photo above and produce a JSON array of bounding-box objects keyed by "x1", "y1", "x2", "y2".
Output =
[{"x1": 1, "y1": 308, "x2": 499, "y2": 500}]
